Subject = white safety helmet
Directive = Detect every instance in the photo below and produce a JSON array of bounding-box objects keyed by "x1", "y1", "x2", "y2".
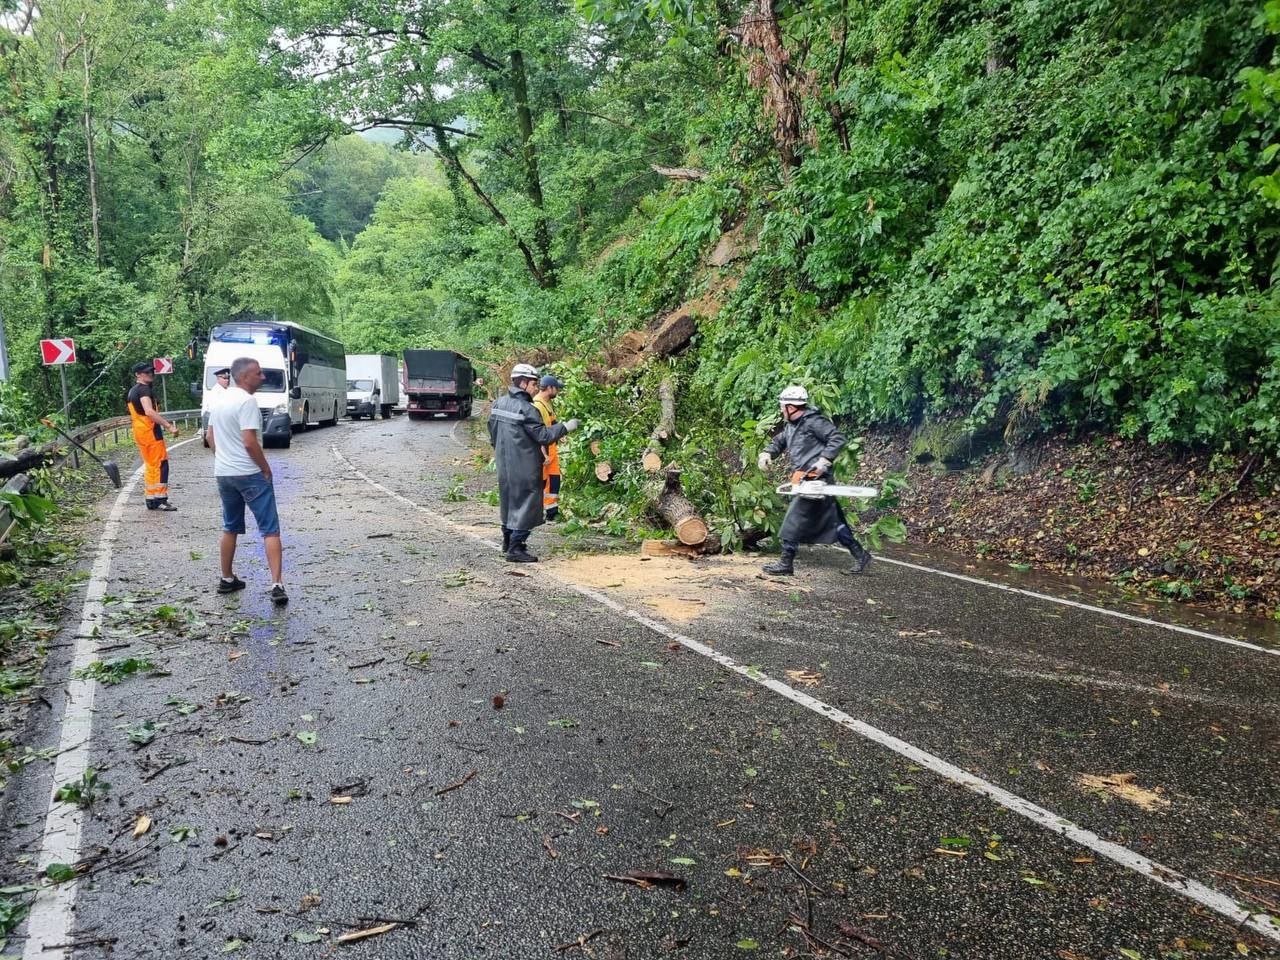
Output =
[
  {"x1": 778, "y1": 385, "x2": 809, "y2": 406},
  {"x1": 511, "y1": 363, "x2": 540, "y2": 381}
]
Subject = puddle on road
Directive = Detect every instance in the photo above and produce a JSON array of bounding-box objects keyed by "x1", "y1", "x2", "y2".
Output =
[{"x1": 551, "y1": 552, "x2": 805, "y2": 622}]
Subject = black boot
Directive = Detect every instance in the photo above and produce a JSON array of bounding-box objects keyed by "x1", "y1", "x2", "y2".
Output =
[
  {"x1": 501, "y1": 529, "x2": 511, "y2": 553},
  {"x1": 848, "y1": 543, "x2": 872, "y2": 574},
  {"x1": 505, "y1": 542, "x2": 538, "y2": 563},
  {"x1": 762, "y1": 552, "x2": 795, "y2": 576}
]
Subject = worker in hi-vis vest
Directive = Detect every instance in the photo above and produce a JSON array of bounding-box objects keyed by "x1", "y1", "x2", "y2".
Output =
[
  {"x1": 532, "y1": 374, "x2": 565, "y2": 521},
  {"x1": 127, "y1": 361, "x2": 181, "y2": 511}
]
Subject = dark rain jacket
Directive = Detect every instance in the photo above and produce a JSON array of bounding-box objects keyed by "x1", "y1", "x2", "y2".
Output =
[
  {"x1": 765, "y1": 409, "x2": 849, "y2": 545},
  {"x1": 489, "y1": 387, "x2": 570, "y2": 531}
]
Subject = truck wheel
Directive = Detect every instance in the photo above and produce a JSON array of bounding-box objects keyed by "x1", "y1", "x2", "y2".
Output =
[{"x1": 382, "y1": 404, "x2": 393, "y2": 419}]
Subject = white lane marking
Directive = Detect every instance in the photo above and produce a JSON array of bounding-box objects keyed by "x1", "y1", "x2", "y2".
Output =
[
  {"x1": 332, "y1": 445, "x2": 1280, "y2": 943},
  {"x1": 23, "y1": 437, "x2": 197, "y2": 960},
  {"x1": 876, "y1": 555, "x2": 1278, "y2": 656}
]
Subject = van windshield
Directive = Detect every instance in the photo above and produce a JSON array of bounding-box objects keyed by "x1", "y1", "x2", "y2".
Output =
[
  {"x1": 347, "y1": 379, "x2": 375, "y2": 391},
  {"x1": 206, "y1": 367, "x2": 286, "y2": 392}
]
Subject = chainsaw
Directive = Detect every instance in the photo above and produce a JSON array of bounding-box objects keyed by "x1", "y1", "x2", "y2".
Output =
[{"x1": 776, "y1": 469, "x2": 877, "y2": 501}]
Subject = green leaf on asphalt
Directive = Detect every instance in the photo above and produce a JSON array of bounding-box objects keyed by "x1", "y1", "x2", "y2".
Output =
[
  {"x1": 1118, "y1": 950, "x2": 1142, "y2": 960},
  {"x1": 892, "y1": 784, "x2": 916, "y2": 792},
  {"x1": 736, "y1": 939, "x2": 759, "y2": 950},
  {"x1": 743, "y1": 767, "x2": 757, "y2": 778},
  {"x1": 222, "y1": 940, "x2": 243, "y2": 953},
  {"x1": 1009, "y1": 562, "x2": 1032, "y2": 572},
  {"x1": 291, "y1": 931, "x2": 325, "y2": 943},
  {"x1": 296, "y1": 731, "x2": 317, "y2": 746},
  {"x1": 983, "y1": 851, "x2": 1002, "y2": 861},
  {"x1": 1022, "y1": 876, "x2": 1046, "y2": 886},
  {"x1": 44, "y1": 863, "x2": 76, "y2": 884},
  {"x1": 169, "y1": 825, "x2": 198, "y2": 843},
  {"x1": 939, "y1": 837, "x2": 970, "y2": 848},
  {"x1": 670, "y1": 857, "x2": 697, "y2": 866}
]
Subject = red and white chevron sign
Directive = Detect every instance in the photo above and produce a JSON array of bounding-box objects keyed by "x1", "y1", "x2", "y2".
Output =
[
  {"x1": 153, "y1": 357, "x2": 174, "y2": 374},
  {"x1": 39, "y1": 338, "x2": 76, "y2": 365}
]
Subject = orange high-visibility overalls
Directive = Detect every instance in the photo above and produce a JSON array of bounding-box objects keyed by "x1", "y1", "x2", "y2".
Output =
[
  {"x1": 532, "y1": 395, "x2": 560, "y2": 519},
  {"x1": 127, "y1": 384, "x2": 169, "y2": 507}
]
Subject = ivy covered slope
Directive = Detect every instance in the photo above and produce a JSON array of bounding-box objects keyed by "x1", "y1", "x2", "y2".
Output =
[{"x1": 563, "y1": 0, "x2": 1280, "y2": 455}]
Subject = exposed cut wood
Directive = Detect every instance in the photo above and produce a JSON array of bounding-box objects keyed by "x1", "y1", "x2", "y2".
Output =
[
  {"x1": 642, "y1": 378, "x2": 676, "y2": 473},
  {"x1": 640, "y1": 539, "x2": 701, "y2": 558},
  {"x1": 595, "y1": 461, "x2": 614, "y2": 483},
  {"x1": 655, "y1": 469, "x2": 708, "y2": 546},
  {"x1": 589, "y1": 440, "x2": 603, "y2": 457},
  {"x1": 650, "y1": 164, "x2": 708, "y2": 181}
]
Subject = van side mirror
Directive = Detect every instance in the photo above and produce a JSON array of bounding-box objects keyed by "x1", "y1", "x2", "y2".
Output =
[{"x1": 289, "y1": 386, "x2": 302, "y2": 400}]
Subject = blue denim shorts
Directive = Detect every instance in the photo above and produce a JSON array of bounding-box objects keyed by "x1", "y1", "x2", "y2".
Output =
[{"x1": 217, "y1": 472, "x2": 280, "y2": 536}]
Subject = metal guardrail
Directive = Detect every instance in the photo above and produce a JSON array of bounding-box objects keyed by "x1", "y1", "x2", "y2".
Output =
[{"x1": 0, "y1": 409, "x2": 201, "y2": 541}]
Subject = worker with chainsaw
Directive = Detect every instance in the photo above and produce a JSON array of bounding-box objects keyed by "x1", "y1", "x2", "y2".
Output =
[
  {"x1": 127, "y1": 360, "x2": 181, "y2": 511},
  {"x1": 532, "y1": 374, "x2": 565, "y2": 521},
  {"x1": 489, "y1": 364, "x2": 579, "y2": 562},
  {"x1": 757, "y1": 385, "x2": 871, "y2": 576}
]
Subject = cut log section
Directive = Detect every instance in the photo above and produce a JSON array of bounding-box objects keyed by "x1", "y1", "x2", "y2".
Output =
[
  {"x1": 595, "y1": 461, "x2": 615, "y2": 483},
  {"x1": 640, "y1": 539, "x2": 702, "y2": 558},
  {"x1": 590, "y1": 440, "x2": 603, "y2": 457},
  {"x1": 642, "y1": 378, "x2": 676, "y2": 473},
  {"x1": 655, "y1": 469, "x2": 708, "y2": 546}
]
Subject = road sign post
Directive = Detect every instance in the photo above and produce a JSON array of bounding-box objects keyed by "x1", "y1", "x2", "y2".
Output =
[
  {"x1": 154, "y1": 357, "x2": 173, "y2": 411},
  {"x1": 41, "y1": 337, "x2": 79, "y2": 467},
  {"x1": 59, "y1": 366, "x2": 77, "y2": 468}
]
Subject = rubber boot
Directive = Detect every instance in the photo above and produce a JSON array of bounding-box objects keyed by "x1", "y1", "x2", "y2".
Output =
[
  {"x1": 505, "y1": 542, "x2": 538, "y2": 563},
  {"x1": 762, "y1": 552, "x2": 795, "y2": 576},
  {"x1": 848, "y1": 544, "x2": 872, "y2": 575},
  {"x1": 501, "y1": 528, "x2": 511, "y2": 553}
]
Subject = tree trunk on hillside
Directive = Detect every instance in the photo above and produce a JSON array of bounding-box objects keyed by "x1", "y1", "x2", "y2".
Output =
[
  {"x1": 642, "y1": 378, "x2": 676, "y2": 472},
  {"x1": 79, "y1": 17, "x2": 101, "y2": 267},
  {"x1": 509, "y1": 46, "x2": 555, "y2": 287}
]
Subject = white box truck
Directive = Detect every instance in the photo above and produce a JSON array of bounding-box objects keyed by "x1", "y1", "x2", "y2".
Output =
[{"x1": 345, "y1": 354, "x2": 400, "y2": 420}]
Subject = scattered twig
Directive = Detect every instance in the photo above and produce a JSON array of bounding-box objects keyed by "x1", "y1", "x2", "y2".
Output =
[
  {"x1": 554, "y1": 929, "x2": 605, "y2": 953},
  {"x1": 1209, "y1": 870, "x2": 1280, "y2": 889},
  {"x1": 229, "y1": 735, "x2": 272, "y2": 745},
  {"x1": 783, "y1": 855, "x2": 824, "y2": 893},
  {"x1": 1202, "y1": 453, "x2": 1258, "y2": 516},
  {"x1": 434, "y1": 769, "x2": 477, "y2": 796},
  {"x1": 594, "y1": 638, "x2": 621, "y2": 647},
  {"x1": 336, "y1": 922, "x2": 398, "y2": 944},
  {"x1": 543, "y1": 835, "x2": 559, "y2": 859},
  {"x1": 366, "y1": 532, "x2": 394, "y2": 539},
  {"x1": 637, "y1": 787, "x2": 675, "y2": 819},
  {"x1": 346, "y1": 657, "x2": 385, "y2": 670}
]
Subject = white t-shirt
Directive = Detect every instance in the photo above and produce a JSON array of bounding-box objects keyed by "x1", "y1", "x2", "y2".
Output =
[
  {"x1": 202, "y1": 381, "x2": 228, "y2": 415},
  {"x1": 209, "y1": 386, "x2": 264, "y2": 477}
]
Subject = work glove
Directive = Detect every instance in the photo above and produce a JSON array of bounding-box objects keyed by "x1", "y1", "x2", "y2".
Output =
[
  {"x1": 563, "y1": 418, "x2": 581, "y2": 433},
  {"x1": 811, "y1": 457, "x2": 832, "y2": 474},
  {"x1": 757, "y1": 452, "x2": 772, "y2": 471}
]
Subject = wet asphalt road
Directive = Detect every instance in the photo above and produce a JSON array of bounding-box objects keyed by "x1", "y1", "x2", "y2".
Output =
[{"x1": 6, "y1": 412, "x2": 1280, "y2": 959}]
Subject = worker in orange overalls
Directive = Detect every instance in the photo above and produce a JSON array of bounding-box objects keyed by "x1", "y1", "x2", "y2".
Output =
[
  {"x1": 127, "y1": 361, "x2": 180, "y2": 511},
  {"x1": 531, "y1": 375, "x2": 564, "y2": 521}
]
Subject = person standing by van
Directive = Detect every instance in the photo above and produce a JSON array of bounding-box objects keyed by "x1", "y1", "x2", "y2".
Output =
[
  {"x1": 207, "y1": 357, "x2": 288, "y2": 605},
  {"x1": 127, "y1": 361, "x2": 180, "y2": 511}
]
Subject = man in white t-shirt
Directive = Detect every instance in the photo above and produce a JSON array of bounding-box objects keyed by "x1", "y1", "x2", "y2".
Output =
[{"x1": 206, "y1": 357, "x2": 287, "y2": 606}]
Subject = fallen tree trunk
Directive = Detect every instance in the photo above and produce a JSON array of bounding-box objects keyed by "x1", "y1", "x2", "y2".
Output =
[
  {"x1": 642, "y1": 378, "x2": 676, "y2": 473},
  {"x1": 655, "y1": 469, "x2": 707, "y2": 546}
]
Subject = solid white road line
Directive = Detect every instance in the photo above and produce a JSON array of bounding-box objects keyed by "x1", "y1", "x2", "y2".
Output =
[
  {"x1": 876, "y1": 555, "x2": 1278, "y2": 656},
  {"x1": 332, "y1": 445, "x2": 1280, "y2": 944},
  {"x1": 23, "y1": 437, "x2": 196, "y2": 960}
]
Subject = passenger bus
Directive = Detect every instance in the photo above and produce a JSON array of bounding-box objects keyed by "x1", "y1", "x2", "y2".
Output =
[{"x1": 201, "y1": 317, "x2": 347, "y2": 448}]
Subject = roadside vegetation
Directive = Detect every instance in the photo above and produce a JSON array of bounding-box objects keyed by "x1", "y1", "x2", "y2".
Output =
[{"x1": 2, "y1": 0, "x2": 1277, "y2": 615}]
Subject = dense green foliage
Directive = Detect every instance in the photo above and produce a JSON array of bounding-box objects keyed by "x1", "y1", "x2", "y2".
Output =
[{"x1": 3, "y1": 0, "x2": 1277, "y2": 520}]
